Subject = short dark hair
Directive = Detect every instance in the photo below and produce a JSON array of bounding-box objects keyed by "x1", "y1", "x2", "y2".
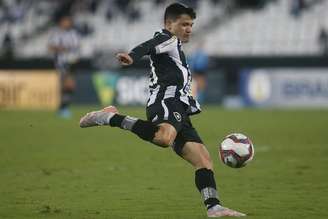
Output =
[{"x1": 164, "y1": 3, "x2": 196, "y2": 22}]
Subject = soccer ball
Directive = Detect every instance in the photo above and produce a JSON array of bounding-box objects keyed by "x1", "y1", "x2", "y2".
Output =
[{"x1": 219, "y1": 133, "x2": 254, "y2": 168}]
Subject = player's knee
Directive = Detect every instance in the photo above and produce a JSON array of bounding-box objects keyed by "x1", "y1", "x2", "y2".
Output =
[
  {"x1": 161, "y1": 136, "x2": 174, "y2": 147},
  {"x1": 153, "y1": 125, "x2": 176, "y2": 148},
  {"x1": 156, "y1": 134, "x2": 174, "y2": 148}
]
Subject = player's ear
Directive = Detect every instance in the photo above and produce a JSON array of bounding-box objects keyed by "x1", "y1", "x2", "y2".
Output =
[{"x1": 165, "y1": 19, "x2": 173, "y2": 31}]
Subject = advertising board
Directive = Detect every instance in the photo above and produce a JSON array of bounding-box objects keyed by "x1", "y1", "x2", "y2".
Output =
[
  {"x1": 241, "y1": 69, "x2": 328, "y2": 107},
  {"x1": 0, "y1": 70, "x2": 59, "y2": 110}
]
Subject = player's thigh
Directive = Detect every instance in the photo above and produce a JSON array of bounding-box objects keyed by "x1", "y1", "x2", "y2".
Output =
[
  {"x1": 153, "y1": 122, "x2": 177, "y2": 147},
  {"x1": 147, "y1": 98, "x2": 187, "y2": 144}
]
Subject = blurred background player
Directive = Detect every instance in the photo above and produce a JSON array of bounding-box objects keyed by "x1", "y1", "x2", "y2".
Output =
[
  {"x1": 80, "y1": 3, "x2": 245, "y2": 217},
  {"x1": 189, "y1": 41, "x2": 209, "y2": 104},
  {"x1": 48, "y1": 15, "x2": 80, "y2": 118}
]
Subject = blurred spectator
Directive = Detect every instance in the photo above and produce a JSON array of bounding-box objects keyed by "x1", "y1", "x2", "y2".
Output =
[
  {"x1": 112, "y1": 0, "x2": 141, "y2": 23},
  {"x1": 127, "y1": 7, "x2": 141, "y2": 23},
  {"x1": 179, "y1": 0, "x2": 200, "y2": 10},
  {"x1": 1, "y1": 0, "x2": 30, "y2": 24},
  {"x1": 75, "y1": 22, "x2": 93, "y2": 37},
  {"x1": 318, "y1": 27, "x2": 328, "y2": 56},
  {"x1": 235, "y1": 0, "x2": 265, "y2": 9},
  {"x1": 1, "y1": 32, "x2": 15, "y2": 59},
  {"x1": 211, "y1": 0, "x2": 221, "y2": 5},
  {"x1": 53, "y1": 0, "x2": 75, "y2": 24},
  {"x1": 154, "y1": 0, "x2": 167, "y2": 6},
  {"x1": 290, "y1": 0, "x2": 306, "y2": 17},
  {"x1": 290, "y1": 0, "x2": 323, "y2": 17},
  {"x1": 71, "y1": 0, "x2": 99, "y2": 14},
  {"x1": 114, "y1": 0, "x2": 131, "y2": 14},
  {"x1": 48, "y1": 15, "x2": 80, "y2": 118},
  {"x1": 106, "y1": 8, "x2": 113, "y2": 22},
  {"x1": 88, "y1": 0, "x2": 99, "y2": 14},
  {"x1": 189, "y1": 42, "x2": 209, "y2": 104}
]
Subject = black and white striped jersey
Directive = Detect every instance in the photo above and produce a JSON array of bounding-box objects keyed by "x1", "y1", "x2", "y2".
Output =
[
  {"x1": 129, "y1": 29, "x2": 201, "y2": 115},
  {"x1": 48, "y1": 28, "x2": 80, "y2": 66}
]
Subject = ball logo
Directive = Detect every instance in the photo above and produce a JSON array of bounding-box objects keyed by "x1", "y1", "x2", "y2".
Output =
[{"x1": 173, "y1": 112, "x2": 182, "y2": 122}]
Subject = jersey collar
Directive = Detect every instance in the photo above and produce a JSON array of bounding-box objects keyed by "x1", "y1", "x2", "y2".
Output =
[
  {"x1": 162, "y1": 29, "x2": 181, "y2": 44},
  {"x1": 162, "y1": 29, "x2": 173, "y2": 37}
]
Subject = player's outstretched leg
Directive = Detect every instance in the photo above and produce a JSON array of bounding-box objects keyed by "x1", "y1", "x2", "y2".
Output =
[{"x1": 80, "y1": 106, "x2": 165, "y2": 145}]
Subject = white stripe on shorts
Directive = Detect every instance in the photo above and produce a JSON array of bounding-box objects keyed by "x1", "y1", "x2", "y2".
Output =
[
  {"x1": 161, "y1": 100, "x2": 169, "y2": 120},
  {"x1": 147, "y1": 85, "x2": 160, "y2": 106}
]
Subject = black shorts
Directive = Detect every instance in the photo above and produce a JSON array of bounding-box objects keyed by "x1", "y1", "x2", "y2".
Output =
[
  {"x1": 55, "y1": 62, "x2": 77, "y2": 78},
  {"x1": 146, "y1": 98, "x2": 203, "y2": 156}
]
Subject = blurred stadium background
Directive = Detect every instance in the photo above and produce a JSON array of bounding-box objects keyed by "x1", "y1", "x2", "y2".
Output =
[
  {"x1": 1, "y1": 0, "x2": 328, "y2": 109},
  {"x1": 1, "y1": 0, "x2": 328, "y2": 219}
]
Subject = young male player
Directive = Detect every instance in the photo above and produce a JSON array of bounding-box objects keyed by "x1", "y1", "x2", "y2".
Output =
[
  {"x1": 80, "y1": 3, "x2": 245, "y2": 217},
  {"x1": 48, "y1": 15, "x2": 80, "y2": 118}
]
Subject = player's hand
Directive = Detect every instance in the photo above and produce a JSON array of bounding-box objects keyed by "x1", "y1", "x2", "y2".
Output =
[{"x1": 116, "y1": 53, "x2": 133, "y2": 66}]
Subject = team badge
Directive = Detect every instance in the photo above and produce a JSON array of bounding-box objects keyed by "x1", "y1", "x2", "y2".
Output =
[{"x1": 173, "y1": 112, "x2": 182, "y2": 122}]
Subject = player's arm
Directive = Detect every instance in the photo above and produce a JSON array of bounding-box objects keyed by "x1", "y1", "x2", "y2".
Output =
[{"x1": 116, "y1": 34, "x2": 177, "y2": 66}]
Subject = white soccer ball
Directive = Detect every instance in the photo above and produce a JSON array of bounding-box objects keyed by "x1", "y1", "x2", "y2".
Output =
[{"x1": 219, "y1": 133, "x2": 254, "y2": 168}]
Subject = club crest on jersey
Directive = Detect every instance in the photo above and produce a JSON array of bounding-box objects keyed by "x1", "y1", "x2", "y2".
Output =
[{"x1": 173, "y1": 112, "x2": 182, "y2": 122}]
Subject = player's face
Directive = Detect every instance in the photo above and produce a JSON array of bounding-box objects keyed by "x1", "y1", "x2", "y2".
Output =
[
  {"x1": 167, "y1": 14, "x2": 194, "y2": 43},
  {"x1": 60, "y1": 17, "x2": 72, "y2": 30}
]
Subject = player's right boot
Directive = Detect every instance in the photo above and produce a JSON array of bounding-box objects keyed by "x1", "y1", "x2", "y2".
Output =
[
  {"x1": 207, "y1": 205, "x2": 246, "y2": 217},
  {"x1": 79, "y1": 106, "x2": 118, "y2": 128}
]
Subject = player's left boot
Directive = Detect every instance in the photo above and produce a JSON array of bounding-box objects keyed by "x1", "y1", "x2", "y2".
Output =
[
  {"x1": 207, "y1": 205, "x2": 246, "y2": 217},
  {"x1": 80, "y1": 106, "x2": 118, "y2": 128}
]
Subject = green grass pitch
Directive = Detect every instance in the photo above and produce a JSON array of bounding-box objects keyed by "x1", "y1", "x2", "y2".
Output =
[{"x1": 1, "y1": 106, "x2": 328, "y2": 219}]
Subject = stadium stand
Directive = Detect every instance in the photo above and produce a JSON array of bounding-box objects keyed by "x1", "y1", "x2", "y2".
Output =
[
  {"x1": 204, "y1": 0, "x2": 328, "y2": 55},
  {"x1": 0, "y1": 0, "x2": 327, "y2": 59}
]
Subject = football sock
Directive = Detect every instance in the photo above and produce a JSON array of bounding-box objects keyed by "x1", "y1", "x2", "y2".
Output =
[
  {"x1": 195, "y1": 168, "x2": 221, "y2": 209},
  {"x1": 60, "y1": 90, "x2": 72, "y2": 110},
  {"x1": 109, "y1": 114, "x2": 159, "y2": 141}
]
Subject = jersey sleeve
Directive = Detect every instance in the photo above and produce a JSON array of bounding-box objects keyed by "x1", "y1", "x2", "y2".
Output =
[{"x1": 128, "y1": 33, "x2": 177, "y2": 62}]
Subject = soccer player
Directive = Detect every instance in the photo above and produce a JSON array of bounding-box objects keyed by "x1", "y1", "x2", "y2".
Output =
[
  {"x1": 80, "y1": 3, "x2": 245, "y2": 217},
  {"x1": 48, "y1": 15, "x2": 80, "y2": 118}
]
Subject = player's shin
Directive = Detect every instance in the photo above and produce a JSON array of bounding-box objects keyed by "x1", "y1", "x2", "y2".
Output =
[
  {"x1": 195, "y1": 168, "x2": 221, "y2": 209},
  {"x1": 110, "y1": 114, "x2": 159, "y2": 142},
  {"x1": 60, "y1": 90, "x2": 72, "y2": 108}
]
